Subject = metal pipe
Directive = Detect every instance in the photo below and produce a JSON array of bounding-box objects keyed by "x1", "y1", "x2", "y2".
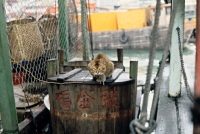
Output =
[
  {"x1": 81, "y1": 0, "x2": 90, "y2": 60},
  {"x1": 0, "y1": 0, "x2": 19, "y2": 133},
  {"x1": 58, "y1": 0, "x2": 69, "y2": 61},
  {"x1": 168, "y1": 0, "x2": 184, "y2": 97},
  {"x1": 195, "y1": 0, "x2": 200, "y2": 97}
]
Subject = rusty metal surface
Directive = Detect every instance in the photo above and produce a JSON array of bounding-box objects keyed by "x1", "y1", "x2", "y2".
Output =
[{"x1": 196, "y1": 0, "x2": 200, "y2": 97}]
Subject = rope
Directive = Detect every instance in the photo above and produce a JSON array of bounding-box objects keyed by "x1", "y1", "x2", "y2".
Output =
[
  {"x1": 130, "y1": 0, "x2": 161, "y2": 133},
  {"x1": 140, "y1": 0, "x2": 161, "y2": 124},
  {"x1": 149, "y1": 0, "x2": 181, "y2": 125},
  {"x1": 176, "y1": 27, "x2": 195, "y2": 103}
]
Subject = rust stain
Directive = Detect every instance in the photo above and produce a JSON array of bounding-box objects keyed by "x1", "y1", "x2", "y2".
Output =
[{"x1": 53, "y1": 109, "x2": 133, "y2": 119}]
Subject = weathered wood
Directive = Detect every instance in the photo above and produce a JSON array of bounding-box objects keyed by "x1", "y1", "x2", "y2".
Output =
[
  {"x1": 129, "y1": 61, "x2": 138, "y2": 117},
  {"x1": 117, "y1": 48, "x2": 123, "y2": 63},
  {"x1": 129, "y1": 61, "x2": 138, "y2": 80},
  {"x1": 47, "y1": 58, "x2": 59, "y2": 78},
  {"x1": 48, "y1": 70, "x2": 134, "y2": 85},
  {"x1": 57, "y1": 68, "x2": 82, "y2": 82},
  {"x1": 58, "y1": 49, "x2": 65, "y2": 73},
  {"x1": 47, "y1": 71, "x2": 137, "y2": 134}
]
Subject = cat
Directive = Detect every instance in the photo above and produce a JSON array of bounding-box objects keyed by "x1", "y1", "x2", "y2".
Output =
[{"x1": 88, "y1": 54, "x2": 114, "y2": 85}]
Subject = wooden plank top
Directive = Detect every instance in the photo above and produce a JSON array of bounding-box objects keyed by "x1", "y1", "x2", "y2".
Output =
[{"x1": 47, "y1": 68, "x2": 134, "y2": 85}]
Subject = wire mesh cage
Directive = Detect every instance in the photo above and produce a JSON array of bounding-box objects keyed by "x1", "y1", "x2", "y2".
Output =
[{"x1": 4, "y1": 0, "x2": 82, "y2": 105}]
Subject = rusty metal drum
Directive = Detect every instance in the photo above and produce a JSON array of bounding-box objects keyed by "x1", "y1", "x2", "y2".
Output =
[{"x1": 47, "y1": 69, "x2": 137, "y2": 134}]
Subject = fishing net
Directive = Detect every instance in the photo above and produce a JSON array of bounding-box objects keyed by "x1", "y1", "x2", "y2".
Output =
[{"x1": 7, "y1": 19, "x2": 45, "y2": 63}]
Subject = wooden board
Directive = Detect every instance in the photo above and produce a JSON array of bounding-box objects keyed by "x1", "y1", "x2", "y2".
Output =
[
  {"x1": 48, "y1": 69, "x2": 134, "y2": 86},
  {"x1": 48, "y1": 83, "x2": 136, "y2": 134},
  {"x1": 47, "y1": 69, "x2": 137, "y2": 134}
]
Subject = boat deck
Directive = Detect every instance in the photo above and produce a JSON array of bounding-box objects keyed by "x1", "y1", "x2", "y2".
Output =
[{"x1": 156, "y1": 54, "x2": 195, "y2": 134}]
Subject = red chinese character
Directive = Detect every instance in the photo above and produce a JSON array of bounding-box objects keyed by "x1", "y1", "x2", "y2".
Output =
[
  {"x1": 56, "y1": 90, "x2": 71, "y2": 109},
  {"x1": 56, "y1": 92, "x2": 63, "y2": 101},
  {"x1": 77, "y1": 89, "x2": 94, "y2": 110},
  {"x1": 101, "y1": 90, "x2": 119, "y2": 109}
]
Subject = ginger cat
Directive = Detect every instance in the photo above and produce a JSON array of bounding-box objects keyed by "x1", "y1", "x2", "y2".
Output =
[{"x1": 88, "y1": 54, "x2": 114, "y2": 84}]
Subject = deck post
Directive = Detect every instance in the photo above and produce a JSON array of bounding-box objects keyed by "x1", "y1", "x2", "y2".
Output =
[
  {"x1": 0, "y1": 0, "x2": 19, "y2": 133},
  {"x1": 47, "y1": 59, "x2": 59, "y2": 78},
  {"x1": 168, "y1": 0, "x2": 185, "y2": 97},
  {"x1": 130, "y1": 61, "x2": 138, "y2": 116},
  {"x1": 58, "y1": 49, "x2": 65, "y2": 73},
  {"x1": 58, "y1": 0, "x2": 69, "y2": 62},
  {"x1": 81, "y1": 0, "x2": 90, "y2": 60},
  {"x1": 117, "y1": 48, "x2": 124, "y2": 69},
  {"x1": 195, "y1": 0, "x2": 200, "y2": 97},
  {"x1": 129, "y1": 61, "x2": 138, "y2": 81},
  {"x1": 117, "y1": 48, "x2": 123, "y2": 63}
]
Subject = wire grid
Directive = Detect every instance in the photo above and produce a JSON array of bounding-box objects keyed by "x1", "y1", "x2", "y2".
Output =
[
  {"x1": 80, "y1": 0, "x2": 91, "y2": 60},
  {"x1": 4, "y1": 0, "x2": 84, "y2": 103},
  {"x1": 67, "y1": 0, "x2": 83, "y2": 60}
]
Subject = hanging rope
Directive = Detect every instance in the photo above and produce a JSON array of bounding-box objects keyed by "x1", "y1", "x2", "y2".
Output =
[
  {"x1": 129, "y1": 0, "x2": 161, "y2": 133},
  {"x1": 149, "y1": 0, "x2": 180, "y2": 123},
  {"x1": 140, "y1": 0, "x2": 161, "y2": 124},
  {"x1": 176, "y1": 27, "x2": 195, "y2": 103}
]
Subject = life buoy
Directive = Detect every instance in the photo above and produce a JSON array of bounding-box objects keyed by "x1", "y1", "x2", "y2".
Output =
[{"x1": 119, "y1": 29, "x2": 129, "y2": 43}]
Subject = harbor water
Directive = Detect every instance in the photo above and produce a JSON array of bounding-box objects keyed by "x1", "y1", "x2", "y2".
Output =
[{"x1": 93, "y1": 43, "x2": 196, "y2": 84}]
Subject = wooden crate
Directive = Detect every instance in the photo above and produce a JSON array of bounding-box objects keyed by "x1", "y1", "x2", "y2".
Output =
[{"x1": 47, "y1": 70, "x2": 137, "y2": 134}]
